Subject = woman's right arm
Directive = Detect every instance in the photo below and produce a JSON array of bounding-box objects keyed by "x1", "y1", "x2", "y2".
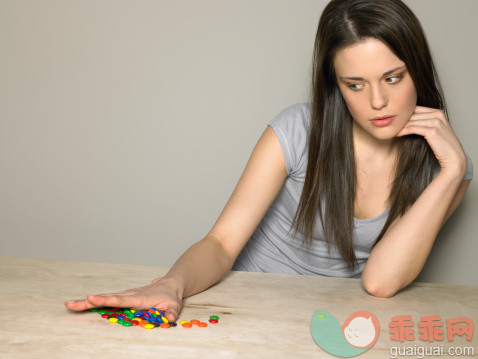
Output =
[{"x1": 65, "y1": 125, "x2": 288, "y2": 321}]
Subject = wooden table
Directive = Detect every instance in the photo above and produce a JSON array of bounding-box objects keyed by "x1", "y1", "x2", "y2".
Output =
[{"x1": 1, "y1": 257, "x2": 476, "y2": 358}]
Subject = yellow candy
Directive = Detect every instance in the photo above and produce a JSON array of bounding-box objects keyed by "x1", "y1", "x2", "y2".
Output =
[
  {"x1": 108, "y1": 318, "x2": 118, "y2": 323},
  {"x1": 155, "y1": 311, "x2": 160, "y2": 315},
  {"x1": 132, "y1": 318, "x2": 142, "y2": 322},
  {"x1": 131, "y1": 310, "x2": 136, "y2": 313},
  {"x1": 144, "y1": 324, "x2": 154, "y2": 329},
  {"x1": 161, "y1": 316, "x2": 169, "y2": 324},
  {"x1": 179, "y1": 320, "x2": 189, "y2": 325}
]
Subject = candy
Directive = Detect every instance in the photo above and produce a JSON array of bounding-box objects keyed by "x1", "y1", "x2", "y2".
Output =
[
  {"x1": 90, "y1": 307, "x2": 218, "y2": 329},
  {"x1": 138, "y1": 320, "x2": 149, "y2": 327}
]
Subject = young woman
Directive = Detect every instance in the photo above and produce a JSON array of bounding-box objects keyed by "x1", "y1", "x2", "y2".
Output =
[{"x1": 65, "y1": 0, "x2": 473, "y2": 322}]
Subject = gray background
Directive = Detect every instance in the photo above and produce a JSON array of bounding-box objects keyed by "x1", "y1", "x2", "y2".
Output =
[{"x1": 1, "y1": 0, "x2": 477, "y2": 285}]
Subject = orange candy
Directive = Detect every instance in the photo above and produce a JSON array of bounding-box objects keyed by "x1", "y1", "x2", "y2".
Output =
[
  {"x1": 190, "y1": 319, "x2": 200, "y2": 325},
  {"x1": 182, "y1": 323, "x2": 192, "y2": 328},
  {"x1": 197, "y1": 322, "x2": 207, "y2": 327},
  {"x1": 138, "y1": 320, "x2": 149, "y2": 327},
  {"x1": 160, "y1": 323, "x2": 170, "y2": 328}
]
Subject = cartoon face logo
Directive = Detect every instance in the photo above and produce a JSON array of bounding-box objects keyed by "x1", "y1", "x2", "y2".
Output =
[
  {"x1": 342, "y1": 315, "x2": 377, "y2": 348},
  {"x1": 311, "y1": 310, "x2": 380, "y2": 357}
]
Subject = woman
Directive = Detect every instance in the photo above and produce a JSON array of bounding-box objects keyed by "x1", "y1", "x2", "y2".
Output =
[{"x1": 65, "y1": 0, "x2": 473, "y2": 322}]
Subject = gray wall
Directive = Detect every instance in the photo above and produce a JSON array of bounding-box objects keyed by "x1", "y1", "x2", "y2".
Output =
[{"x1": 1, "y1": 0, "x2": 477, "y2": 285}]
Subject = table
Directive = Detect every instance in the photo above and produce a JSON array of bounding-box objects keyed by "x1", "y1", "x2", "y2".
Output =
[{"x1": 1, "y1": 257, "x2": 476, "y2": 358}]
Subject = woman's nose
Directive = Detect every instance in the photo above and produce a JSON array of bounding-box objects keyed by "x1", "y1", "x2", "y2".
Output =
[{"x1": 370, "y1": 85, "x2": 388, "y2": 110}]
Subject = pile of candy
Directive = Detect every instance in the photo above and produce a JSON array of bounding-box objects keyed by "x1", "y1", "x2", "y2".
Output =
[{"x1": 89, "y1": 307, "x2": 220, "y2": 329}]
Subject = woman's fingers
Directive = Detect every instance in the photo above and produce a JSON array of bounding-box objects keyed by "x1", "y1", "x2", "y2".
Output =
[
  {"x1": 64, "y1": 291, "x2": 134, "y2": 310},
  {"x1": 65, "y1": 279, "x2": 184, "y2": 324},
  {"x1": 413, "y1": 105, "x2": 434, "y2": 112},
  {"x1": 64, "y1": 300, "x2": 84, "y2": 311},
  {"x1": 397, "y1": 124, "x2": 440, "y2": 138},
  {"x1": 64, "y1": 297, "x2": 97, "y2": 311},
  {"x1": 86, "y1": 294, "x2": 144, "y2": 309},
  {"x1": 164, "y1": 300, "x2": 181, "y2": 322}
]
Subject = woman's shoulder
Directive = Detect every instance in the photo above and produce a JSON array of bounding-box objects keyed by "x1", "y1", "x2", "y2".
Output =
[
  {"x1": 268, "y1": 102, "x2": 312, "y2": 127},
  {"x1": 267, "y1": 102, "x2": 312, "y2": 176}
]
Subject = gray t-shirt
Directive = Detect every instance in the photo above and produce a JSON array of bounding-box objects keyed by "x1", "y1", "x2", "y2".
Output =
[{"x1": 231, "y1": 102, "x2": 474, "y2": 278}]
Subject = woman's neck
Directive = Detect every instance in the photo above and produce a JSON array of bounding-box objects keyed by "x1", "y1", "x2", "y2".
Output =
[{"x1": 352, "y1": 122, "x2": 398, "y2": 165}]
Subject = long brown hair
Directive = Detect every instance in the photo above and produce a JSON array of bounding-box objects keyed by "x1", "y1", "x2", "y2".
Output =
[{"x1": 289, "y1": 0, "x2": 444, "y2": 271}]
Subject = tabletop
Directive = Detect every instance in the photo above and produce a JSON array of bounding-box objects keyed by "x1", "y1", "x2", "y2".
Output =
[{"x1": 0, "y1": 257, "x2": 476, "y2": 358}]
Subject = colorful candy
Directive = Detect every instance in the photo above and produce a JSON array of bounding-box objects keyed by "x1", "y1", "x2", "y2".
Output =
[{"x1": 89, "y1": 307, "x2": 220, "y2": 329}]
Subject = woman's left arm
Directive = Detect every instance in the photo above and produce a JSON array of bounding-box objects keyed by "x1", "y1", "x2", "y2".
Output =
[{"x1": 361, "y1": 106, "x2": 471, "y2": 298}]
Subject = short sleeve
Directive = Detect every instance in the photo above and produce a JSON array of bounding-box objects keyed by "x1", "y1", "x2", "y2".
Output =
[
  {"x1": 267, "y1": 103, "x2": 311, "y2": 176},
  {"x1": 464, "y1": 151, "x2": 473, "y2": 180}
]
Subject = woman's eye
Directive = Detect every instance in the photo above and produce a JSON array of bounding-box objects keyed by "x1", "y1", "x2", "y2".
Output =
[
  {"x1": 347, "y1": 83, "x2": 363, "y2": 91},
  {"x1": 346, "y1": 75, "x2": 403, "y2": 91},
  {"x1": 386, "y1": 75, "x2": 403, "y2": 84}
]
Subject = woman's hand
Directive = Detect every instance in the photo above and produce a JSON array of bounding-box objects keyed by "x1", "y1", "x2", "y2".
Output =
[
  {"x1": 64, "y1": 277, "x2": 183, "y2": 323},
  {"x1": 396, "y1": 105, "x2": 467, "y2": 177}
]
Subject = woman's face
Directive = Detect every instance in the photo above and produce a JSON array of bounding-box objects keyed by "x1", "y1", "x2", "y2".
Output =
[{"x1": 334, "y1": 38, "x2": 417, "y2": 144}]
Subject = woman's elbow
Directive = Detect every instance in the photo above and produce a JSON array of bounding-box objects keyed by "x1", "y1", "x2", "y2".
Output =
[{"x1": 362, "y1": 276, "x2": 399, "y2": 298}]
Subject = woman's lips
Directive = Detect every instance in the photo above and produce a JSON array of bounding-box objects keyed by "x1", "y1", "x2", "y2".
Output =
[{"x1": 370, "y1": 115, "x2": 395, "y2": 127}]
